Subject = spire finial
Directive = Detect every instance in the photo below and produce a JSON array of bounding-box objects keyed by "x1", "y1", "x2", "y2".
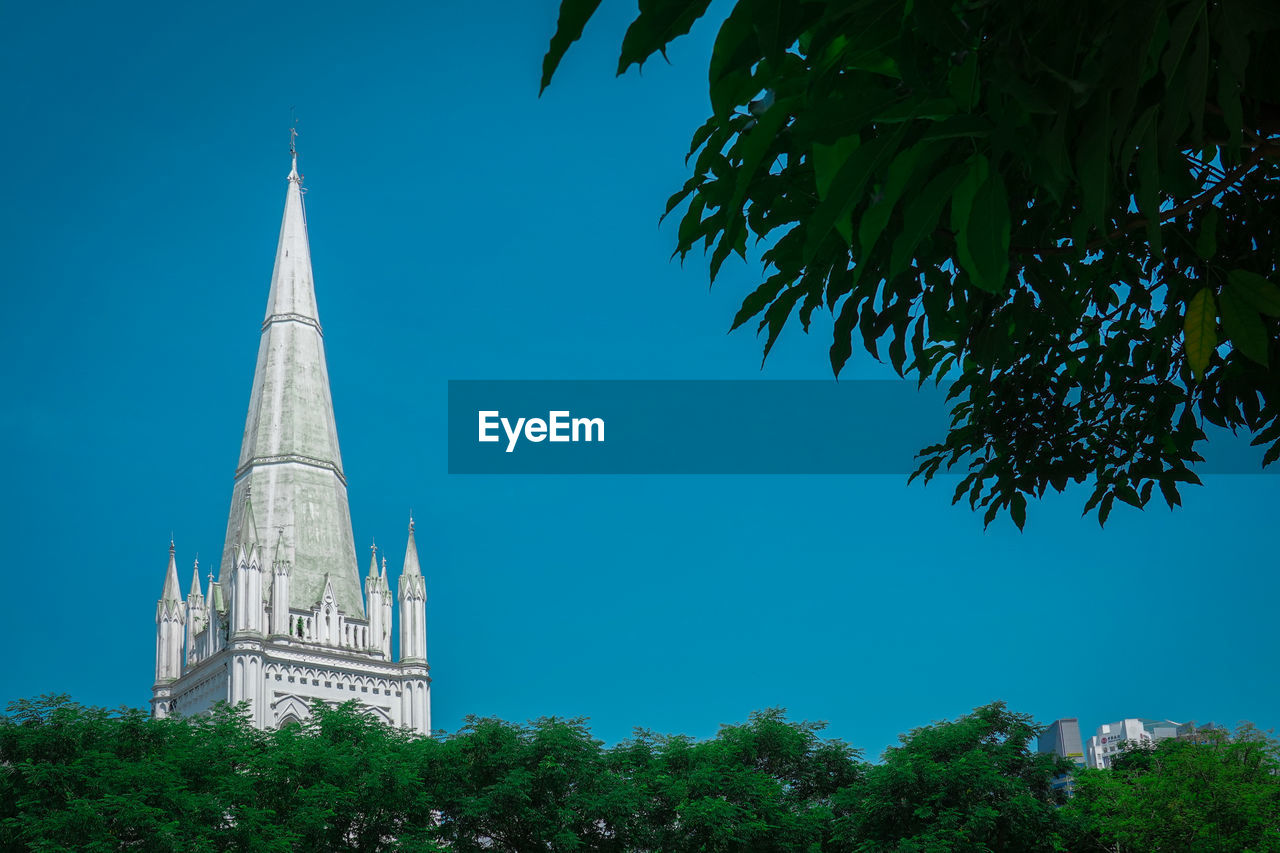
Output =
[
  {"x1": 169, "y1": 536, "x2": 175, "y2": 556},
  {"x1": 289, "y1": 108, "x2": 301, "y2": 182},
  {"x1": 409, "y1": 511, "x2": 414, "y2": 534}
]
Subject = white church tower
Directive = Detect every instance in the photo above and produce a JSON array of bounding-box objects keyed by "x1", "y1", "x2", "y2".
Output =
[{"x1": 150, "y1": 147, "x2": 431, "y2": 733}]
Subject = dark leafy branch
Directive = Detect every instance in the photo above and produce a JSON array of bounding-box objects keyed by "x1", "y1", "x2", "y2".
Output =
[{"x1": 541, "y1": 0, "x2": 1280, "y2": 528}]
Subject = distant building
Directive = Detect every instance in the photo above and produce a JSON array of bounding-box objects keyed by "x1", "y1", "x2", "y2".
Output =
[
  {"x1": 1086, "y1": 718, "x2": 1188, "y2": 769},
  {"x1": 1038, "y1": 718, "x2": 1085, "y2": 793}
]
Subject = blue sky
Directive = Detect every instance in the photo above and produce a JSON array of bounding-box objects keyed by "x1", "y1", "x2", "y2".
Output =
[{"x1": 1, "y1": 0, "x2": 1276, "y2": 760}]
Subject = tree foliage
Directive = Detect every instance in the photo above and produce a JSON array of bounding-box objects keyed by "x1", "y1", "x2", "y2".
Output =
[
  {"x1": 1066, "y1": 723, "x2": 1280, "y2": 852},
  {"x1": 842, "y1": 703, "x2": 1072, "y2": 852},
  {"x1": 541, "y1": 0, "x2": 1280, "y2": 527},
  {"x1": 4, "y1": 696, "x2": 1279, "y2": 851}
]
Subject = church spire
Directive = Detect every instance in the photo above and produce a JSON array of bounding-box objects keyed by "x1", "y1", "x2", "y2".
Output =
[
  {"x1": 219, "y1": 148, "x2": 363, "y2": 618},
  {"x1": 155, "y1": 541, "x2": 185, "y2": 684},
  {"x1": 189, "y1": 559, "x2": 203, "y2": 602},
  {"x1": 398, "y1": 516, "x2": 427, "y2": 663},
  {"x1": 403, "y1": 516, "x2": 422, "y2": 578},
  {"x1": 161, "y1": 540, "x2": 182, "y2": 603}
]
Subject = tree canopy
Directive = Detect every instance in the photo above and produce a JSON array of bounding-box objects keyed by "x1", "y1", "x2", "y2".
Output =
[
  {"x1": 1067, "y1": 723, "x2": 1280, "y2": 851},
  {"x1": 540, "y1": 0, "x2": 1280, "y2": 527},
  {"x1": 4, "y1": 696, "x2": 1279, "y2": 851}
]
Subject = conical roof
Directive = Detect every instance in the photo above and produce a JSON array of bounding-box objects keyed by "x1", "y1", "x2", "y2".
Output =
[
  {"x1": 160, "y1": 541, "x2": 182, "y2": 602},
  {"x1": 218, "y1": 154, "x2": 363, "y2": 617}
]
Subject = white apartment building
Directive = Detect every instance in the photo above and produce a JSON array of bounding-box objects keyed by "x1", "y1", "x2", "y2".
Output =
[{"x1": 1086, "y1": 718, "x2": 1185, "y2": 768}]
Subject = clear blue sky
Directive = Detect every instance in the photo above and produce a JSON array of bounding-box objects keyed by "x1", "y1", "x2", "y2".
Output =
[{"x1": 1, "y1": 1, "x2": 1276, "y2": 760}]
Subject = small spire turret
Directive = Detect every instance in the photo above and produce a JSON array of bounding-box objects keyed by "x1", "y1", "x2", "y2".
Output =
[
  {"x1": 189, "y1": 559, "x2": 203, "y2": 602},
  {"x1": 398, "y1": 515, "x2": 427, "y2": 663},
  {"x1": 155, "y1": 541, "x2": 186, "y2": 684},
  {"x1": 160, "y1": 542, "x2": 182, "y2": 603}
]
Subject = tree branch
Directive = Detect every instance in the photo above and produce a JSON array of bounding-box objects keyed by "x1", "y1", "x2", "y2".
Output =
[{"x1": 1016, "y1": 149, "x2": 1266, "y2": 257}]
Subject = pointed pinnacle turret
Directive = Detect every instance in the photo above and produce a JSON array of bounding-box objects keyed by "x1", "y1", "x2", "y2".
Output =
[
  {"x1": 403, "y1": 516, "x2": 422, "y2": 577},
  {"x1": 369, "y1": 542, "x2": 379, "y2": 578},
  {"x1": 273, "y1": 528, "x2": 288, "y2": 567},
  {"x1": 161, "y1": 542, "x2": 182, "y2": 602},
  {"x1": 238, "y1": 493, "x2": 260, "y2": 551},
  {"x1": 190, "y1": 559, "x2": 203, "y2": 601}
]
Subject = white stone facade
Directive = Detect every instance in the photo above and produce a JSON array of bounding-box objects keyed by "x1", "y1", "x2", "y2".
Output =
[{"x1": 151, "y1": 153, "x2": 430, "y2": 734}]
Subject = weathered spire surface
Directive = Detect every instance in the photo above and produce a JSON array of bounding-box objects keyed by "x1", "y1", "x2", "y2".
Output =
[{"x1": 219, "y1": 153, "x2": 362, "y2": 617}]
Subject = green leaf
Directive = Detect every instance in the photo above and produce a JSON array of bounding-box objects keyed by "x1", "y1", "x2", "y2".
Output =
[
  {"x1": 890, "y1": 163, "x2": 968, "y2": 279},
  {"x1": 1219, "y1": 286, "x2": 1268, "y2": 367},
  {"x1": 618, "y1": 0, "x2": 714, "y2": 75},
  {"x1": 803, "y1": 125, "x2": 906, "y2": 263},
  {"x1": 1098, "y1": 491, "x2": 1116, "y2": 526},
  {"x1": 759, "y1": 283, "x2": 806, "y2": 362},
  {"x1": 540, "y1": 0, "x2": 605, "y2": 93},
  {"x1": 1074, "y1": 100, "x2": 1111, "y2": 242},
  {"x1": 730, "y1": 275, "x2": 788, "y2": 332},
  {"x1": 878, "y1": 96, "x2": 958, "y2": 123},
  {"x1": 1161, "y1": 0, "x2": 1203, "y2": 80},
  {"x1": 856, "y1": 140, "x2": 943, "y2": 264},
  {"x1": 1184, "y1": 9, "x2": 1209, "y2": 144},
  {"x1": 1135, "y1": 119, "x2": 1162, "y2": 257},
  {"x1": 959, "y1": 170, "x2": 1011, "y2": 293},
  {"x1": 1226, "y1": 269, "x2": 1280, "y2": 317},
  {"x1": 813, "y1": 135, "x2": 861, "y2": 200},
  {"x1": 1118, "y1": 104, "x2": 1157, "y2": 181},
  {"x1": 713, "y1": 103, "x2": 789, "y2": 276},
  {"x1": 750, "y1": 0, "x2": 784, "y2": 62},
  {"x1": 708, "y1": 0, "x2": 758, "y2": 117},
  {"x1": 946, "y1": 50, "x2": 979, "y2": 112},
  {"x1": 1184, "y1": 287, "x2": 1217, "y2": 381},
  {"x1": 1264, "y1": 441, "x2": 1280, "y2": 468},
  {"x1": 950, "y1": 154, "x2": 989, "y2": 257},
  {"x1": 1195, "y1": 208, "x2": 1218, "y2": 259},
  {"x1": 918, "y1": 115, "x2": 992, "y2": 142}
]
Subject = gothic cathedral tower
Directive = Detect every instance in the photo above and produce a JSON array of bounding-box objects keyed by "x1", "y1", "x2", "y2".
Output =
[{"x1": 150, "y1": 151, "x2": 431, "y2": 733}]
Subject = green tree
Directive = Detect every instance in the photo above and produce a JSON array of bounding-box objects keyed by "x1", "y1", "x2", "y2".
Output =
[
  {"x1": 11, "y1": 695, "x2": 1278, "y2": 852},
  {"x1": 835, "y1": 702, "x2": 1072, "y2": 851},
  {"x1": 609, "y1": 708, "x2": 865, "y2": 851},
  {"x1": 421, "y1": 715, "x2": 631, "y2": 851},
  {"x1": 257, "y1": 701, "x2": 440, "y2": 852},
  {"x1": 1063, "y1": 723, "x2": 1280, "y2": 852},
  {"x1": 0, "y1": 694, "x2": 285, "y2": 852},
  {"x1": 541, "y1": 0, "x2": 1280, "y2": 527}
]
